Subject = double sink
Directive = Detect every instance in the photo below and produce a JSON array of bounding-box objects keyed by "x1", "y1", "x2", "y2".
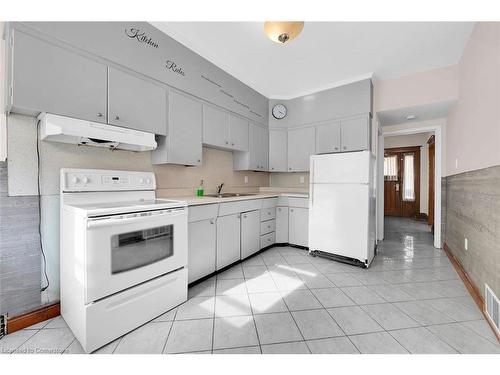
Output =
[{"x1": 204, "y1": 193, "x2": 258, "y2": 198}]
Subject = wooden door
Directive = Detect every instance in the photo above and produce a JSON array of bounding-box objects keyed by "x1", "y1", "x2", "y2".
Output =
[
  {"x1": 384, "y1": 147, "x2": 421, "y2": 218},
  {"x1": 428, "y1": 136, "x2": 435, "y2": 230}
]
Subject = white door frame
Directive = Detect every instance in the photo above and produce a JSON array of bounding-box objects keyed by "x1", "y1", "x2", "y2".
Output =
[{"x1": 378, "y1": 124, "x2": 442, "y2": 248}]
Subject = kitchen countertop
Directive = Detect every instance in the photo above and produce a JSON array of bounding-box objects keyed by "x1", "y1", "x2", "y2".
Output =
[{"x1": 158, "y1": 192, "x2": 309, "y2": 207}]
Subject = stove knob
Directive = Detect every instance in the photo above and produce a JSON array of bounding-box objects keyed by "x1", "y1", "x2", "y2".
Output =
[
  {"x1": 71, "y1": 176, "x2": 79, "y2": 184},
  {"x1": 146, "y1": 178, "x2": 152, "y2": 185},
  {"x1": 139, "y1": 178, "x2": 145, "y2": 184},
  {"x1": 81, "y1": 176, "x2": 89, "y2": 184}
]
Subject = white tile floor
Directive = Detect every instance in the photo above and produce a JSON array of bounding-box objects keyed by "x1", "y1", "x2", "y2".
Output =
[{"x1": 2, "y1": 217, "x2": 499, "y2": 354}]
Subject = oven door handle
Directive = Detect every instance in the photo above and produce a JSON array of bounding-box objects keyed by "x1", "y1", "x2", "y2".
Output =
[{"x1": 86, "y1": 208, "x2": 185, "y2": 229}]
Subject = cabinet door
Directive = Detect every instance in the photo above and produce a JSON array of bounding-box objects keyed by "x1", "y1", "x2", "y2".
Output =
[
  {"x1": 229, "y1": 115, "x2": 249, "y2": 151},
  {"x1": 316, "y1": 121, "x2": 341, "y2": 154},
  {"x1": 108, "y1": 67, "x2": 167, "y2": 135},
  {"x1": 168, "y1": 90, "x2": 203, "y2": 166},
  {"x1": 216, "y1": 214, "x2": 241, "y2": 270},
  {"x1": 240, "y1": 210, "x2": 260, "y2": 259},
  {"x1": 287, "y1": 127, "x2": 315, "y2": 172},
  {"x1": 289, "y1": 207, "x2": 309, "y2": 247},
  {"x1": 340, "y1": 115, "x2": 369, "y2": 152},
  {"x1": 260, "y1": 127, "x2": 269, "y2": 171},
  {"x1": 188, "y1": 219, "x2": 216, "y2": 283},
  {"x1": 269, "y1": 129, "x2": 287, "y2": 172},
  {"x1": 275, "y1": 206, "x2": 289, "y2": 243},
  {"x1": 10, "y1": 30, "x2": 107, "y2": 123},
  {"x1": 203, "y1": 104, "x2": 229, "y2": 149},
  {"x1": 247, "y1": 123, "x2": 261, "y2": 170}
]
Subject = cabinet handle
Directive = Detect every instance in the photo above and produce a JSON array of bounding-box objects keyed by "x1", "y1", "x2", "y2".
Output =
[
  {"x1": 343, "y1": 146, "x2": 347, "y2": 150},
  {"x1": 268, "y1": 212, "x2": 271, "y2": 215},
  {"x1": 231, "y1": 142, "x2": 234, "y2": 146},
  {"x1": 289, "y1": 167, "x2": 292, "y2": 170},
  {"x1": 97, "y1": 113, "x2": 103, "y2": 118},
  {"x1": 268, "y1": 225, "x2": 271, "y2": 229},
  {"x1": 209, "y1": 219, "x2": 214, "y2": 225},
  {"x1": 225, "y1": 141, "x2": 229, "y2": 145},
  {"x1": 267, "y1": 238, "x2": 271, "y2": 242},
  {"x1": 278, "y1": 208, "x2": 281, "y2": 211},
  {"x1": 290, "y1": 209, "x2": 294, "y2": 212},
  {"x1": 115, "y1": 115, "x2": 120, "y2": 120},
  {"x1": 271, "y1": 167, "x2": 274, "y2": 170},
  {"x1": 334, "y1": 147, "x2": 338, "y2": 150},
  {"x1": 243, "y1": 214, "x2": 247, "y2": 218},
  {"x1": 197, "y1": 159, "x2": 201, "y2": 163}
]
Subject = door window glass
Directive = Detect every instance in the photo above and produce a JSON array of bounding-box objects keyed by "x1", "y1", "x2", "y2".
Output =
[
  {"x1": 403, "y1": 154, "x2": 415, "y2": 201},
  {"x1": 111, "y1": 225, "x2": 173, "y2": 274},
  {"x1": 384, "y1": 155, "x2": 398, "y2": 181}
]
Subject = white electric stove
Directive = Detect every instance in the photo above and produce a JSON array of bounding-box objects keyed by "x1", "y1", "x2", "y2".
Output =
[{"x1": 60, "y1": 168, "x2": 188, "y2": 353}]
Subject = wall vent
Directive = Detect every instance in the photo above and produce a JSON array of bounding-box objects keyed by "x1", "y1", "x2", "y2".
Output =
[{"x1": 485, "y1": 284, "x2": 500, "y2": 336}]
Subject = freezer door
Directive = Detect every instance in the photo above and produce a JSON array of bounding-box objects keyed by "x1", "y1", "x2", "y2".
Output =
[
  {"x1": 310, "y1": 151, "x2": 371, "y2": 184},
  {"x1": 309, "y1": 183, "x2": 370, "y2": 263}
]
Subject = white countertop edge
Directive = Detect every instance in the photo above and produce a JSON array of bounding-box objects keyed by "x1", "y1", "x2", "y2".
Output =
[{"x1": 158, "y1": 192, "x2": 309, "y2": 207}]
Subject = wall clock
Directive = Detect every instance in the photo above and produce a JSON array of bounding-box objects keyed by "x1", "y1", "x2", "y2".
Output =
[{"x1": 272, "y1": 104, "x2": 287, "y2": 119}]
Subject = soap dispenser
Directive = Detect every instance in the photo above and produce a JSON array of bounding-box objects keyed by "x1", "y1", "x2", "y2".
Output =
[{"x1": 196, "y1": 179, "x2": 205, "y2": 197}]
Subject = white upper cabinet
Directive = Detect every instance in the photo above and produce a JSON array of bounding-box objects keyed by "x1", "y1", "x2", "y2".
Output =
[
  {"x1": 287, "y1": 126, "x2": 315, "y2": 172},
  {"x1": 234, "y1": 123, "x2": 268, "y2": 171},
  {"x1": 9, "y1": 30, "x2": 107, "y2": 124},
  {"x1": 315, "y1": 120, "x2": 341, "y2": 154},
  {"x1": 202, "y1": 105, "x2": 249, "y2": 152},
  {"x1": 229, "y1": 114, "x2": 249, "y2": 151},
  {"x1": 152, "y1": 90, "x2": 202, "y2": 166},
  {"x1": 269, "y1": 129, "x2": 287, "y2": 172},
  {"x1": 108, "y1": 67, "x2": 167, "y2": 135},
  {"x1": 202, "y1": 104, "x2": 229, "y2": 149},
  {"x1": 340, "y1": 115, "x2": 370, "y2": 152}
]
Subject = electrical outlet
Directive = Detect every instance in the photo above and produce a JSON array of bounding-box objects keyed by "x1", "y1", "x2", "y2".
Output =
[
  {"x1": 244, "y1": 176, "x2": 248, "y2": 184},
  {"x1": 464, "y1": 238, "x2": 468, "y2": 251},
  {"x1": 299, "y1": 175, "x2": 305, "y2": 184}
]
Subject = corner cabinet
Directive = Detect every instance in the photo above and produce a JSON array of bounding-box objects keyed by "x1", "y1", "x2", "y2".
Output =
[
  {"x1": 202, "y1": 105, "x2": 249, "y2": 152},
  {"x1": 287, "y1": 126, "x2": 315, "y2": 172},
  {"x1": 108, "y1": 67, "x2": 167, "y2": 135},
  {"x1": 8, "y1": 29, "x2": 107, "y2": 123},
  {"x1": 152, "y1": 90, "x2": 203, "y2": 166},
  {"x1": 269, "y1": 129, "x2": 287, "y2": 172},
  {"x1": 234, "y1": 123, "x2": 268, "y2": 171}
]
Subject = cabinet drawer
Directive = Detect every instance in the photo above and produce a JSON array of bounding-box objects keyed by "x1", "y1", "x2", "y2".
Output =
[
  {"x1": 260, "y1": 232, "x2": 276, "y2": 249},
  {"x1": 261, "y1": 197, "x2": 278, "y2": 209},
  {"x1": 288, "y1": 197, "x2": 309, "y2": 208},
  {"x1": 188, "y1": 204, "x2": 219, "y2": 223},
  {"x1": 260, "y1": 207, "x2": 276, "y2": 221},
  {"x1": 260, "y1": 219, "x2": 276, "y2": 235},
  {"x1": 219, "y1": 199, "x2": 262, "y2": 216}
]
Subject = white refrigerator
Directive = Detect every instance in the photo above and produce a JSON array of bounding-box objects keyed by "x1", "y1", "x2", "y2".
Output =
[{"x1": 308, "y1": 150, "x2": 376, "y2": 267}]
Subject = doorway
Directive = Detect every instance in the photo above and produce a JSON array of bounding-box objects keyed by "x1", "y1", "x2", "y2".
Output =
[{"x1": 384, "y1": 146, "x2": 421, "y2": 218}]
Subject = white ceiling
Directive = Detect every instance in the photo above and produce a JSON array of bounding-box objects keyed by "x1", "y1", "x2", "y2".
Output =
[{"x1": 151, "y1": 22, "x2": 474, "y2": 99}]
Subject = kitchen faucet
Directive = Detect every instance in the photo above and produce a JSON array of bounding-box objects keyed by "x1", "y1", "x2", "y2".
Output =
[{"x1": 216, "y1": 183, "x2": 225, "y2": 195}]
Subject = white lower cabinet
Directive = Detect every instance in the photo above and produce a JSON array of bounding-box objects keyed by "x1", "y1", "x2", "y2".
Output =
[
  {"x1": 216, "y1": 213, "x2": 241, "y2": 270},
  {"x1": 188, "y1": 219, "x2": 216, "y2": 283},
  {"x1": 288, "y1": 207, "x2": 309, "y2": 247},
  {"x1": 241, "y1": 210, "x2": 261, "y2": 259},
  {"x1": 275, "y1": 206, "x2": 289, "y2": 243}
]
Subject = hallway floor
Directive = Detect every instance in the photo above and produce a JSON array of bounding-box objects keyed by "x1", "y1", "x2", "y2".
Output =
[{"x1": 1, "y1": 217, "x2": 499, "y2": 354}]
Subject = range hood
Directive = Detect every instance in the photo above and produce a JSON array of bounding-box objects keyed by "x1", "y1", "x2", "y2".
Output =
[{"x1": 38, "y1": 113, "x2": 157, "y2": 152}]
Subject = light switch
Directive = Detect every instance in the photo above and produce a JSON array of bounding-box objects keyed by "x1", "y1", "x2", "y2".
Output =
[
  {"x1": 464, "y1": 238, "x2": 468, "y2": 251},
  {"x1": 455, "y1": 158, "x2": 458, "y2": 169},
  {"x1": 244, "y1": 176, "x2": 248, "y2": 184},
  {"x1": 299, "y1": 175, "x2": 305, "y2": 184}
]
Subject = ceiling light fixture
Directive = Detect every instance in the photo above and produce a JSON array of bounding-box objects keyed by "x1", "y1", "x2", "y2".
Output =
[
  {"x1": 264, "y1": 21, "x2": 304, "y2": 44},
  {"x1": 405, "y1": 115, "x2": 417, "y2": 120}
]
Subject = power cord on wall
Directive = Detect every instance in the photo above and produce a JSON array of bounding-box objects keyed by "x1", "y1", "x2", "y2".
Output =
[{"x1": 36, "y1": 120, "x2": 50, "y2": 293}]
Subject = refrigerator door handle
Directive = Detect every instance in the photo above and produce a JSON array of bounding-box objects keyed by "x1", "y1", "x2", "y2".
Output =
[{"x1": 310, "y1": 157, "x2": 314, "y2": 207}]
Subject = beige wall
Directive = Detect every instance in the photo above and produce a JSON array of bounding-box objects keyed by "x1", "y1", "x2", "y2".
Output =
[
  {"x1": 155, "y1": 147, "x2": 269, "y2": 197},
  {"x1": 384, "y1": 132, "x2": 433, "y2": 214},
  {"x1": 446, "y1": 22, "x2": 500, "y2": 176},
  {"x1": 374, "y1": 65, "x2": 458, "y2": 112},
  {"x1": 269, "y1": 172, "x2": 309, "y2": 189}
]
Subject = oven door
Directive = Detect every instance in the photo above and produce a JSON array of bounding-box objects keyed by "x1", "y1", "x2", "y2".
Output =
[{"x1": 84, "y1": 207, "x2": 187, "y2": 303}]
